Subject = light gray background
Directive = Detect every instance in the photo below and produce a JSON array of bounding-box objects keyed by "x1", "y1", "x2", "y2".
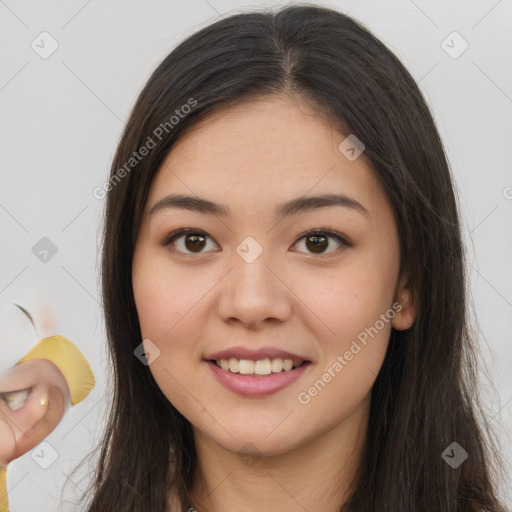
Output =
[{"x1": 1, "y1": 1, "x2": 511, "y2": 510}]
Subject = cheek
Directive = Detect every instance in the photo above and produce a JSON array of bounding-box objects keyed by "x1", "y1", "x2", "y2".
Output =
[
  {"x1": 290, "y1": 249, "x2": 397, "y2": 413},
  {"x1": 293, "y1": 253, "x2": 397, "y2": 346},
  {"x1": 132, "y1": 250, "x2": 215, "y2": 409},
  {"x1": 293, "y1": 265, "x2": 395, "y2": 433},
  {"x1": 132, "y1": 249, "x2": 208, "y2": 343}
]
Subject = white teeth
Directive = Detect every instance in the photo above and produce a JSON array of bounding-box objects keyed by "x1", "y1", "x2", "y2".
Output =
[
  {"x1": 271, "y1": 358, "x2": 283, "y2": 372},
  {"x1": 228, "y1": 357, "x2": 239, "y2": 373},
  {"x1": 216, "y1": 357, "x2": 304, "y2": 375},
  {"x1": 238, "y1": 359, "x2": 254, "y2": 374},
  {"x1": 254, "y1": 359, "x2": 271, "y2": 375}
]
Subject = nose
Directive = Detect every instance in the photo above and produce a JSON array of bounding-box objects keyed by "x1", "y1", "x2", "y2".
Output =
[{"x1": 216, "y1": 243, "x2": 292, "y2": 329}]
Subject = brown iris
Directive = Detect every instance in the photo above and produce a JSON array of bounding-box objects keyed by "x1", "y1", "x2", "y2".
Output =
[
  {"x1": 306, "y1": 234, "x2": 328, "y2": 253},
  {"x1": 184, "y1": 233, "x2": 207, "y2": 252}
]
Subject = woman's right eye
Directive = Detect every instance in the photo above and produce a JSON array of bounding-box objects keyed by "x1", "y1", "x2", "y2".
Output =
[
  {"x1": 0, "y1": 388, "x2": 31, "y2": 411},
  {"x1": 160, "y1": 228, "x2": 219, "y2": 255}
]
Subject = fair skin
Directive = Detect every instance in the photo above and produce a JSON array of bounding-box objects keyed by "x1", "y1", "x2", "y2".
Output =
[
  {"x1": 0, "y1": 359, "x2": 70, "y2": 466},
  {"x1": 132, "y1": 93, "x2": 416, "y2": 512}
]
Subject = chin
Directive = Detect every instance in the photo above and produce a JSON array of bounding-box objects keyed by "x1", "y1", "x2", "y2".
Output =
[{"x1": 202, "y1": 424, "x2": 305, "y2": 459}]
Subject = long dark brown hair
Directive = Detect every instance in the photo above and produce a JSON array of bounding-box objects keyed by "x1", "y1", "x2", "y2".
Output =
[{"x1": 72, "y1": 4, "x2": 507, "y2": 511}]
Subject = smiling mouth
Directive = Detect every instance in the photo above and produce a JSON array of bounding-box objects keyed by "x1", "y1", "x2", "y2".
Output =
[{"x1": 208, "y1": 357, "x2": 310, "y2": 376}]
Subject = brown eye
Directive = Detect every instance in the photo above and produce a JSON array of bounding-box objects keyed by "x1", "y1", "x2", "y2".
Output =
[
  {"x1": 183, "y1": 233, "x2": 206, "y2": 252},
  {"x1": 161, "y1": 228, "x2": 219, "y2": 254},
  {"x1": 292, "y1": 229, "x2": 349, "y2": 255},
  {"x1": 160, "y1": 227, "x2": 350, "y2": 256},
  {"x1": 306, "y1": 234, "x2": 328, "y2": 253}
]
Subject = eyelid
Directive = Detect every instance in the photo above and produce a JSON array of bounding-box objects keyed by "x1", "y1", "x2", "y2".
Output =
[
  {"x1": 159, "y1": 227, "x2": 351, "y2": 255},
  {"x1": 295, "y1": 228, "x2": 351, "y2": 249},
  {"x1": 159, "y1": 227, "x2": 217, "y2": 250}
]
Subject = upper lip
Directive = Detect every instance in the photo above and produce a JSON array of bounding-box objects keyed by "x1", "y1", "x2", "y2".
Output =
[{"x1": 205, "y1": 346, "x2": 311, "y2": 363}]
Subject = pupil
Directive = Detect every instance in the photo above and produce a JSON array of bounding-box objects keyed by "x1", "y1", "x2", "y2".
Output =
[
  {"x1": 185, "y1": 234, "x2": 206, "y2": 252},
  {"x1": 307, "y1": 235, "x2": 327, "y2": 253}
]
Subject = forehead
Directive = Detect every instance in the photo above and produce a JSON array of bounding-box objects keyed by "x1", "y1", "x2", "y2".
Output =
[{"x1": 146, "y1": 94, "x2": 386, "y2": 218}]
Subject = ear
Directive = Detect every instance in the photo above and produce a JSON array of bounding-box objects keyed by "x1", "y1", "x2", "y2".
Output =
[
  {"x1": 391, "y1": 272, "x2": 416, "y2": 331},
  {"x1": 0, "y1": 358, "x2": 71, "y2": 466}
]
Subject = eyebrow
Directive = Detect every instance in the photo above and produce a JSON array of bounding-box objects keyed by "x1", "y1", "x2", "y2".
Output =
[{"x1": 149, "y1": 193, "x2": 369, "y2": 220}]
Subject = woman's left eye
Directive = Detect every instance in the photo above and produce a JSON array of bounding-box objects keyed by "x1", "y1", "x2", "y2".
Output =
[
  {"x1": 160, "y1": 227, "x2": 350, "y2": 255},
  {"x1": 291, "y1": 229, "x2": 350, "y2": 255}
]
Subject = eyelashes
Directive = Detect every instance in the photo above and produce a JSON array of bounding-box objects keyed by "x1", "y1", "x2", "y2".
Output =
[
  {"x1": 291, "y1": 228, "x2": 351, "y2": 255},
  {"x1": 161, "y1": 228, "x2": 218, "y2": 254},
  {"x1": 159, "y1": 227, "x2": 351, "y2": 256}
]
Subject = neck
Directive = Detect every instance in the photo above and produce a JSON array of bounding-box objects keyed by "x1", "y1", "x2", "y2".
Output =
[{"x1": 188, "y1": 394, "x2": 369, "y2": 512}]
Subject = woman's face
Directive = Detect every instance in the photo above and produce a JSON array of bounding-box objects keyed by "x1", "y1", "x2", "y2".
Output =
[{"x1": 132, "y1": 93, "x2": 415, "y2": 457}]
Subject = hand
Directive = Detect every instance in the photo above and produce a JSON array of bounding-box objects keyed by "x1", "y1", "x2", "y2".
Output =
[{"x1": 0, "y1": 358, "x2": 71, "y2": 466}]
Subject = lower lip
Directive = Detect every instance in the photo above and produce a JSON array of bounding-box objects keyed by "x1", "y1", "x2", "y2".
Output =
[{"x1": 205, "y1": 360, "x2": 312, "y2": 397}]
